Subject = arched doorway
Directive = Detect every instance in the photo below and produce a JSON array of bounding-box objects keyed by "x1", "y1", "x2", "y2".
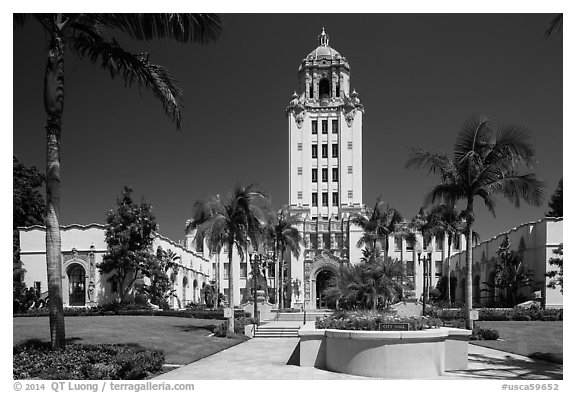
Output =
[
  {"x1": 315, "y1": 269, "x2": 335, "y2": 309},
  {"x1": 67, "y1": 264, "x2": 86, "y2": 306},
  {"x1": 193, "y1": 279, "x2": 198, "y2": 303},
  {"x1": 183, "y1": 276, "x2": 188, "y2": 305}
]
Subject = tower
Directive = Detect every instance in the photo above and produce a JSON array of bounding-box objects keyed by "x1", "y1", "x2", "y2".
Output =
[
  {"x1": 287, "y1": 28, "x2": 364, "y2": 218},
  {"x1": 286, "y1": 29, "x2": 365, "y2": 309}
]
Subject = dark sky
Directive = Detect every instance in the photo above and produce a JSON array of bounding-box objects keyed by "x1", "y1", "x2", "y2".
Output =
[{"x1": 13, "y1": 14, "x2": 562, "y2": 244}]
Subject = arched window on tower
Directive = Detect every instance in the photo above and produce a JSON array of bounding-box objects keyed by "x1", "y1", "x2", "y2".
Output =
[
  {"x1": 319, "y1": 78, "x2": 330, "y2": 99},
  {"x1": 335, "y1": 82, "x2": 340, "y2": 97}
]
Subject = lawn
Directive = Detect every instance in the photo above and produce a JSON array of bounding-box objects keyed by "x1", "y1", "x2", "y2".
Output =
[
  {"x1": 13, "y1": 316, "x2": 245, "y2": 366},
  {"x1": 473, "y1": 321, "x2": 563, "y2": 364}
]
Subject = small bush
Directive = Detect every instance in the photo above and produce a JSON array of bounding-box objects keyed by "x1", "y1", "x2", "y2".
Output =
[
  {"x1": 470, "y1": 327, "x2": 500, "y2": 341},
  {"x1": 13, "y1": 343, "x2": 164, "y2": 380},
  {"x1": 315, "y1": 310, "x2": 444, "y2": 331},
  {"x1": 212, "y1": 317, "x2": 255, "y2": 337}
]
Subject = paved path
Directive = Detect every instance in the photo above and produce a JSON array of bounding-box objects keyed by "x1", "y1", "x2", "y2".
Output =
[{"x1": 156, "y1": 339, "x2": 562, "y2": 380}]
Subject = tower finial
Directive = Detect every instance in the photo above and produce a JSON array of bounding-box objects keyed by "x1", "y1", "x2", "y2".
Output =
[{"x1": 318, "y1": 27, "x2": 329, "y2": 47}]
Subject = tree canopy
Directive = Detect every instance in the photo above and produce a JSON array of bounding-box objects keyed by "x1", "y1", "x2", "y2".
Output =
[
  {"x1": 13, "y1": 156, "x2": 46, "y2": 228},
  {"x1": 547, "y1": 179, "x2": 562, "y2": 217},
  {"x1": 98, "y1": 186, "x2": 158, "y2": 303}
]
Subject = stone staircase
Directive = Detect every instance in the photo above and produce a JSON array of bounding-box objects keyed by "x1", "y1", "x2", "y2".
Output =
[
  {"x1": 252, "y1": 310, "x2": 333, "y2": 338},
  {"x1": 253, "y1": 324, "x2": 300, "y2": 338},
  {"x1": 275, "y1": 310, "x2": 333, "y2": 323}
]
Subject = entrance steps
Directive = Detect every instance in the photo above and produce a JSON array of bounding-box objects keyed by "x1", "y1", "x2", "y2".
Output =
[
  {"x1": 253, "y1": 324, "x2": 300, "y2": 338},
  {"x1": 274, "y1": 309, "x2": 333, "y2": 323}
]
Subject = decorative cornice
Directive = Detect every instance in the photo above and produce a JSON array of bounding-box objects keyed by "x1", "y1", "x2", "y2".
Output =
[
  {"x1": 17, "y1": 223, "x2": 210, "y2": 263},
  {"x1": 449, "y1": 217, "x2": 563, "y2": 259},
  {"x1": 18, "y1": 223, "x2": 106, "y2": 232}
]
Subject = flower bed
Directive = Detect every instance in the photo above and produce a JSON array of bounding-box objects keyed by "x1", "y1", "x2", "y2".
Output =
[
  {"x1": 426, "y1": 306, "x2": 563, "y2": 322},
  {"x1": 13, "y1": 342, "x2": 164, "y2": 380},
  {"x1": 316, "y1": 310, "x2": 443, "y2": 331}
]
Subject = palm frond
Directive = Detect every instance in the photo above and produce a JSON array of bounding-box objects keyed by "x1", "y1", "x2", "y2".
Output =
[
  {"x1": 476, "y1": 189, "x2": 497, "y2": 217},
  {"x1": 423, "y1": 183, "x2": 464, "y2": 207},
  {"x1": 482, "y1": 173, "x2": 545, "y2": 208},
  {"x1": 92, "y1": 14, "x2": 223, "y2": 44},
  {"x1": 70, "y1": 34, "x2": 183, "y2": 129},
  {"x1": 454, "y1": 114, "x2": 491, "y2": 162},
  {"x1": 545, "y1": 14, "x2": 562, "y2": 38},
  {"x1": 405, "y1": 149, "x2": 454, "y2": 179},
  {"x1": 485, "y1": 125, "x2": 537, "y2": 167}
]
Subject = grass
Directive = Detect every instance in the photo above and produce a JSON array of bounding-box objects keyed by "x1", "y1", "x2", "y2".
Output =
[
  {"x1": 13, "y1": 315, "x2": 245, "y2": 366},
  {"x1": 472, "y1": 321, "x2": 563, "y2": 364}
]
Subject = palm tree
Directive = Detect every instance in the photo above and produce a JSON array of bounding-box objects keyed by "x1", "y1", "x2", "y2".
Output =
[
  {"x1": 188, "y1": 184, "x2": 269, "y2": 333},
  {"x1": 407, "y1": 207, "x2": 438, "y2": 308},
  {"x1": 406, "y1": 114, "x2": 544, "y2": 328},
  {"x1": 351, "y1": 197, "x2": 410, "y2": 259},
  {"x1": 325, "y1": 256, "x2": 406, "y2": 310},
  {"x1": 161, "y1": 248, "x2": 181, "y2": 307},
  {"x1": 14, "y1": 14, "x2": 222, "y2": 350},
  {"x1": 425, "y1": 204, "x2": 480, "y2": 305},
  {"x1": 483, "y1": 235, "x2": 534, "y2": 307},
  {"x1": 269, "y1": 207, "x2": 302, "y2": 309}
]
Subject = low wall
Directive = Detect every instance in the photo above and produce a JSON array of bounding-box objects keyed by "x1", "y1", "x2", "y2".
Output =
[{"x1": 298, "y1": 327, "x2": 470, "y2": 378}]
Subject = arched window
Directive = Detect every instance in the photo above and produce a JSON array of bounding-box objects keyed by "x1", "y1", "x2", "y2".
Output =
[
  {"x1": 319, "y1": 78, "x2": 330, "y2": 99},
  {"x1": 68, "y1": 264, "x2": 86, "y2": 306}
]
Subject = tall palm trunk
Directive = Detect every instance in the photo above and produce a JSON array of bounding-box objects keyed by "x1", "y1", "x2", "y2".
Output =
[
  {"x1": 274, "y1": 241, "x2": 279, "y2": 307},
  {"x1": 465, "y1": 201, "x2": 474, "y2": 330},
  {"x1": 214, "y1": 252, "x2": 220, "y2": 309},
  {"x1": 44, "y1": 28, "x2": 66, "y2": 350},
  {"x1": 252, "y1": 254, "x2": 258, "y2": 322},
  {"x1": 227, "y1": 240, "x2": 235, "y2": 333},
  {"x1": 446, "y1": 237, "x2": 452, "y2": 306},
  {"x1": 279, "y1": 248, "x2": 284, "y2": 309}
]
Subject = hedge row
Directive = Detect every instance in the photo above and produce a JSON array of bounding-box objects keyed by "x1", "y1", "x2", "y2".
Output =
[
  {"x1": 13, "y1": 343, "x2": 164, "y2": 380},
  {"x1": 14, "y1": 307, "x2": 249, "y2": 320},
  {"x1": 427, "y1": 307, "x2": 563, "y2": 322}
]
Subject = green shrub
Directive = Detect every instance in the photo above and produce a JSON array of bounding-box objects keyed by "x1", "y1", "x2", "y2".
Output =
[
  {"x1": 14, "y1": 306, "x2": 249, "y2": 320},
  {"x1": 212, "y1": 317, "x2": 255, "y2": 337},
  {"x1": 470, "y1": 327, "x2": 500, "y2": 341},
  {"x1": 13, "y1": 343, "x2": 164, "y2": 380},
  {"x1": 315, "y1": 310, "x2": 444, "y2": 331},
  {"x1": 478, "y1": 308, "x2": 512, "y2": 321}
]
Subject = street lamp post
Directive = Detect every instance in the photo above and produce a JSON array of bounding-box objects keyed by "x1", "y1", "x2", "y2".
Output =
[{"x1": 416, "y1": 243, "x2": 431, "y2": 316}]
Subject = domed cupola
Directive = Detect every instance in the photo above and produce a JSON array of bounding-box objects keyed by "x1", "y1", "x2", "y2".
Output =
[
  {"x1": 306, "y1": 28, "x2": 344, "y2": 61},
  {"x1": 297, "y1": 28, "x2": 352, "y2": 103}
]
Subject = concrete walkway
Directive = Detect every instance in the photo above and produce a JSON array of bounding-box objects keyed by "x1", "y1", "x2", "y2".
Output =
[{"x1": 155, "y1": 338, "x2": 562, "y2": 380}]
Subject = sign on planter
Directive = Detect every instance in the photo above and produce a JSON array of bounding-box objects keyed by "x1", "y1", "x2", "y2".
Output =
[{"x1": 379, "y1": 323, "x2": 409, "y2": 331}]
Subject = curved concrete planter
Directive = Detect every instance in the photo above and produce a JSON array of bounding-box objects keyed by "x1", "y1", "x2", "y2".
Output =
[{"x1": 298, "y1": 327, "x2": 471, "y2": 378}]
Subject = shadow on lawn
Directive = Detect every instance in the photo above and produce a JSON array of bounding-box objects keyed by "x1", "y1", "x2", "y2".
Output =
[
  {"x1": 529, "y1": 352, "x2": 563, "y2": 365},
  {"x1": 14, "y1": 338, "x2": 150, "y2": 351},
  {"x1": 174, "y1": 324, "x2": 218, "y2": 333},
  {"x1": 447, "y1": 352, "x2": 563, "y2": 380}
]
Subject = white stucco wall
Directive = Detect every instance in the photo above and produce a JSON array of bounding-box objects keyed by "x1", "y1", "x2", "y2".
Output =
[
  {"x1": 446, "y1": 217, "x2": 563, "y2": 308},
  {"x1": 18, "y1": 224, "x2": 212, "y2": 308}
]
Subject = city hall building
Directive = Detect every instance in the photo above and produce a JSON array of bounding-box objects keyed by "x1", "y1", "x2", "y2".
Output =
[{"x1": 17, "y1": 30, "x2": 562, "y2": 310}]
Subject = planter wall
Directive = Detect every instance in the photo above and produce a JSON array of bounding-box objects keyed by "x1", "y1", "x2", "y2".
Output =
[{"x1": 298, "y1": 327, "x2": 471, "y2": 378}]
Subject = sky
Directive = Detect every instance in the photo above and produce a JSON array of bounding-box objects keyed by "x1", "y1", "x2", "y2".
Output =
[{"x1": 13, "y1": 13, "x2": 563, "y2": 244}]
